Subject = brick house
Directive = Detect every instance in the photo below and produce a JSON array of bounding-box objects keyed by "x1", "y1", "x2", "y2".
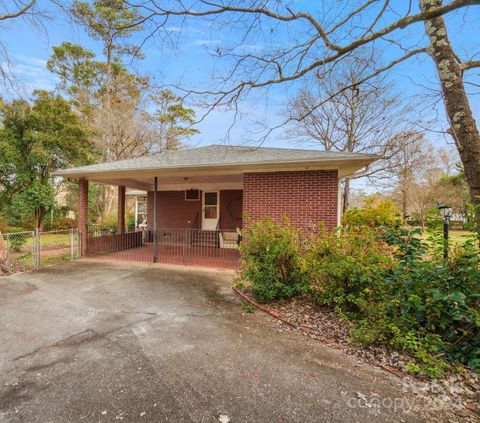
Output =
[{"x1": 55, "y1": 145, "x2": 378, "y2": 268}]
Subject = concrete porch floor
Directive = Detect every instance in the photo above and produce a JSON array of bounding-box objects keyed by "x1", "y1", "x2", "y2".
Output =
[
  {"x1": 90, "y1": 243, "x2": 240, "y2": 269},
  {"x1": 0, "y1": 261, "x2": 435, "y2": 422}
]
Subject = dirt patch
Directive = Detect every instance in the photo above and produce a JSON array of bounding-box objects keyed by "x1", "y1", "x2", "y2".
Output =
[{"x1": 40, "y1": 248, "x2": 69, "y2": 257}]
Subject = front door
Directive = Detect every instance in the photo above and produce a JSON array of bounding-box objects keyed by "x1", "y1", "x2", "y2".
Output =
[{"x1": 202, "y1": 191, "x2": 219, "y2": 230}]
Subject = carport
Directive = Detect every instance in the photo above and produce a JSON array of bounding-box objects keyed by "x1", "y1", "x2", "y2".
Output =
[{"x1": 54, "y1": 144, "x2": 378, "y2": 268}]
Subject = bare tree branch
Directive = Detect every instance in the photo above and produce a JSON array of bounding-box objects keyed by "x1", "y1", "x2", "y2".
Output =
[
  {"x1": 0, "y1": 0, "x2": 35, "y2": 21},
  {"x1": 121, "y1": 0, "x2": 480, "y2": 219},
  {"x1": 460, "y1": 60, "x2": 480, "y2": 70}
]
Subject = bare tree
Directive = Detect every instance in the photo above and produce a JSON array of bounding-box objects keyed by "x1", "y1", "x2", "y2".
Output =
[
  {"x1": 390, "y1": 136, "x2": 436, "y2": 218},
  {"x1": 88, "y1": 73, "x2": 198, "y2": 216},
  {"x1": 47, "y1": 38, "x2": 200, "y2": 219},
  {"x1": 92, "y1": 82, "x2": 198, "y2": 163},
  {"x1": 127, "y1": 0, "x2": 480, "y2": 223},
  {"x1": 390, "y1": 138, "x2": 466, "y2": 226},
  {"x1": 0, "y1": 0, "x2": 40, "y2": 85},
  {"x1": 288, "y1": 57, "x2": 420, "y2": 212},
  {"x1": 0, "y1": 0, "x2": 36, "y2": 21}
]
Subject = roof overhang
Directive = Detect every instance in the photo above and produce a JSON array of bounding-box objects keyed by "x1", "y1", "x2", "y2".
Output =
[{"x1": 54, "y1": 157, "x2": 378, "y2": 190}]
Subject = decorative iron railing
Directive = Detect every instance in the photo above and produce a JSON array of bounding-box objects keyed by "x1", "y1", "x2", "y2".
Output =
[{"x1": 86, "y1": 228, "x2": 240, "y2": 268}]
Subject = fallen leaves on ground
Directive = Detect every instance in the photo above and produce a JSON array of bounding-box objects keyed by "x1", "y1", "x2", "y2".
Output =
[{"x1": 261, "y1": 295, "x2": 479, "y2": 421}]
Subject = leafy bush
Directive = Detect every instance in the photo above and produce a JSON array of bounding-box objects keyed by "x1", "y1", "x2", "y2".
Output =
[
  {"x1": 343, "y1": 196, "x2": 401, "y2": 228},
  {"x1": 46, "y1": 217, "x2": 77, "y2": 230},
  {"x1": 0, "y1": 218, "x2": 8, "y2": 233},
  {"x1": 306, "y1": 225, "x2": 394, "y2": 312},
  {"x1": 8, "y1": 233, "x2": 28, "y2": 253},
  {"x1": 102, "y1": 213, "x2": 118, "y2": 228},
  {"x1": 239, "y1": 216, "x2": 480, "y2": 377},
  {"x1": 239, "y1": 218, "x2": 308, "y2": 303},
  {"x1": 380, "y1": 227, "x2": 479, "y2": 375},
  {"x1": 309, "y1": 224, "x2": 480, "y2": 376},
  {"x1": 126, "y1": 212, "x2": 135, "y2": 232}
]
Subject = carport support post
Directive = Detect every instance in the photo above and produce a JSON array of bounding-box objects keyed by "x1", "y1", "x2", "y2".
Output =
[
  {"x1": 117, "y1": 186, "x2": 126, "y2": 234},
  {"x1": 153, "y1": 177, "x2": 158, "y2": 263},
  {"x1": 78, "y1": 177, "x2": 89, "y2": 257}
]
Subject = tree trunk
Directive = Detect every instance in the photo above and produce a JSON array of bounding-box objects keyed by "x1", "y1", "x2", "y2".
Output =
[
  {"x1": 105, "y1": 42, "x2": 113, "y2": 111},
  {"x1": 35, "y1": 209, "x2": 42, "y2": 230},
  {"x1": 402, "y1": 186, "x2": 407, "y2": 218},
  {"x1": 342, "y1": 179, "x2": 350, "y2": 214},
  {"x1": 421, "y1": 0, "x2": 480, "y2": 227},
  {"x1": 401, "y1": 179, "x2": 409, "y2": 218}
]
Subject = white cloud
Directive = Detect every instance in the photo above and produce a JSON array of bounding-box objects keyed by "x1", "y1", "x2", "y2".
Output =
[
  {"x1": 233, "y1": 44, "x2": 264, "y2": 53},
  {"x1": 12, "y1": 53, "x2": 47, "y2": 68},
  {"x1": 189, "y1": 39, "x2": 222, "y2": 47},
  {"x1": 165, "y1": 26, "x2": 182, "y2": 33},
  {"x1": 0, "y1": 54, "x2": 58, "y2": 97}
]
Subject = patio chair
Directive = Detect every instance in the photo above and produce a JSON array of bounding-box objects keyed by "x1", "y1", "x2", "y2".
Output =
[{"x1": 219, "y1": 231, "x2": 239, "y2": 249}]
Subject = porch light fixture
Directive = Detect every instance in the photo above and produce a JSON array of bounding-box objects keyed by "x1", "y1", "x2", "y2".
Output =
[
  {"x1": 184, "y1": 176, "x2": 200, "y2": 201},
  {"x1": 437, "y1": 203, "x2": 452, "y2": 259}
]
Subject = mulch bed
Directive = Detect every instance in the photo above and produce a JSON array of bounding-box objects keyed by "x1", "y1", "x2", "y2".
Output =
[{"x1": 234, "y1": 287, "x2": 480, "y2": 421}]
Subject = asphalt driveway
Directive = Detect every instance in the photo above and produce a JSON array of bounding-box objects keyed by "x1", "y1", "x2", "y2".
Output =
[{"x1": 0, "y1": 261, "x2": 436, "y2": 422}]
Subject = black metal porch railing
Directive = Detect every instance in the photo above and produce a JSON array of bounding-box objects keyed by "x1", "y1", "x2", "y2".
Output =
[{"x1": 85, "y1": 228, "x2": 240, "y2": 268}]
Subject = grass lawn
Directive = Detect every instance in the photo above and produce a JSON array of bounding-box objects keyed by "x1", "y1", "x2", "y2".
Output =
[
  {"x1": 417, "y1": 229, "x2": 475, "y2": 245},
  {"x1": 13, "y1": 251, "x2": 73, "y2": 270},
  {"x1": 12, "y1": 232, "x2": 73, "y2": 249},
  {"x1": 39, "y1": 233, "x2": 71, "y2": 248},
  {"x1": 41, "y1": 251, "x2": 72, "y2": 266},
  {"x1": 4, "y1": 232, "x2": 73, "y2": 254},
  {"x1": 3, "y1": 232, "x2": 76, "y2": 273}
]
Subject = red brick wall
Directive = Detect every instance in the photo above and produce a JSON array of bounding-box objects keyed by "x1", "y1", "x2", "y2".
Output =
[
  {"x1": 147, "y1": 191, "x2": 202, "y2": 229},
  {"x1": 87, "y1": 232, "x2": 143, "y2": 256},
  {"x1": 78, "y1": 177, "x2": 89, "y2": 257},
  {"x1": 146, "y1": 174, "x2": 337, "y2": 231},
  {"x1": 117, "y1": 186, "x2": 126, "y2": 234},
  {"x1": 219, "y1": 190, "x2": 243, "y2": 230},
  {"x1": 243, "y1": 170, "x2": 338, "y2": 229},
  {"x1": 147, "y1": 189, "x2": 243, "y2": 230}
]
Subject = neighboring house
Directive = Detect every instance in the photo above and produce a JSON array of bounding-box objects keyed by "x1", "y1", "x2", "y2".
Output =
[
  {"x1": 126, "y1": 190, "x2": 148, "y2": 229},
  {"x1": 54, "y1": 182, "x2": 76, "y2": 219},
  {"x1": 55, "y1": 145, "x2": 378, "y2": 267}
]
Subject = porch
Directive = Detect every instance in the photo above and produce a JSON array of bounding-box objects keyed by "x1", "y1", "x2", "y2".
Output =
[
  {"x1": 86, "y1": 227, "x2": 241, "y2": 269},
  {"x1": 77, "y1": 159, "x2": 245, "y2": 268}
]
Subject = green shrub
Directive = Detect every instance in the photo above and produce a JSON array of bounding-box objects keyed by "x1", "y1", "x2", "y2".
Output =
[
  {"x1": 343, "y1": 196, "x2": 401, "y2": 228},
  {"x1": 239, "y1": 218, "x2": 308, "y2": 303},
  {"x1": 239, "y1": 216, "x2": 480, "y2": 377},
  {"x1": 47, "y1": 217, "x2": 77, "y2": 230},
  {"x1": 102, "y1": 213, "x2": 118, "y2": 228},
  {"x1": 306, "y1": 225, "x2": 394, "y2": 313},
  {"x1": 8, "y1": 233, "x2": 28, "y2": 253},
  {"x1": 379, "y1": 226, "x2": 480, "y2": 375},
  {"x1": 311, "y1": 224, "x2": 480, "y2": 376},
  {"x1": 0, "y1": 218, "x2": 8, "y2": 233},
  {"x1": 126, "y1": 212, "x2": 135, "y2": 232}
]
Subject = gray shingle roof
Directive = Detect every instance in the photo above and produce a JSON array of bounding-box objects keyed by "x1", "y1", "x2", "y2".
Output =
[{"x1": 55, "y1": 144, "x2": 380, "y2": 176}]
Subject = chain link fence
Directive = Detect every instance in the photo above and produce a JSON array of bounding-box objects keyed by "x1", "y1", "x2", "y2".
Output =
[{"x1": 0, "y1": 229, "x2": 80, "y2": 276}]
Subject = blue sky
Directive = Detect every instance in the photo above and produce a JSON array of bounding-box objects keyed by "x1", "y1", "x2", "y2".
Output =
[{"x1": 1, "y1": 0, "x2": 479, "y2": 157}]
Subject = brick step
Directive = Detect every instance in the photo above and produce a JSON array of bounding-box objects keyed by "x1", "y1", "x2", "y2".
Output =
[
  {"x1": 191, "y1": 241, "x2": 218, "y2": 247},
  {"x1": 192, "y1": 231, "x2": 219, "y2": 247}
]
